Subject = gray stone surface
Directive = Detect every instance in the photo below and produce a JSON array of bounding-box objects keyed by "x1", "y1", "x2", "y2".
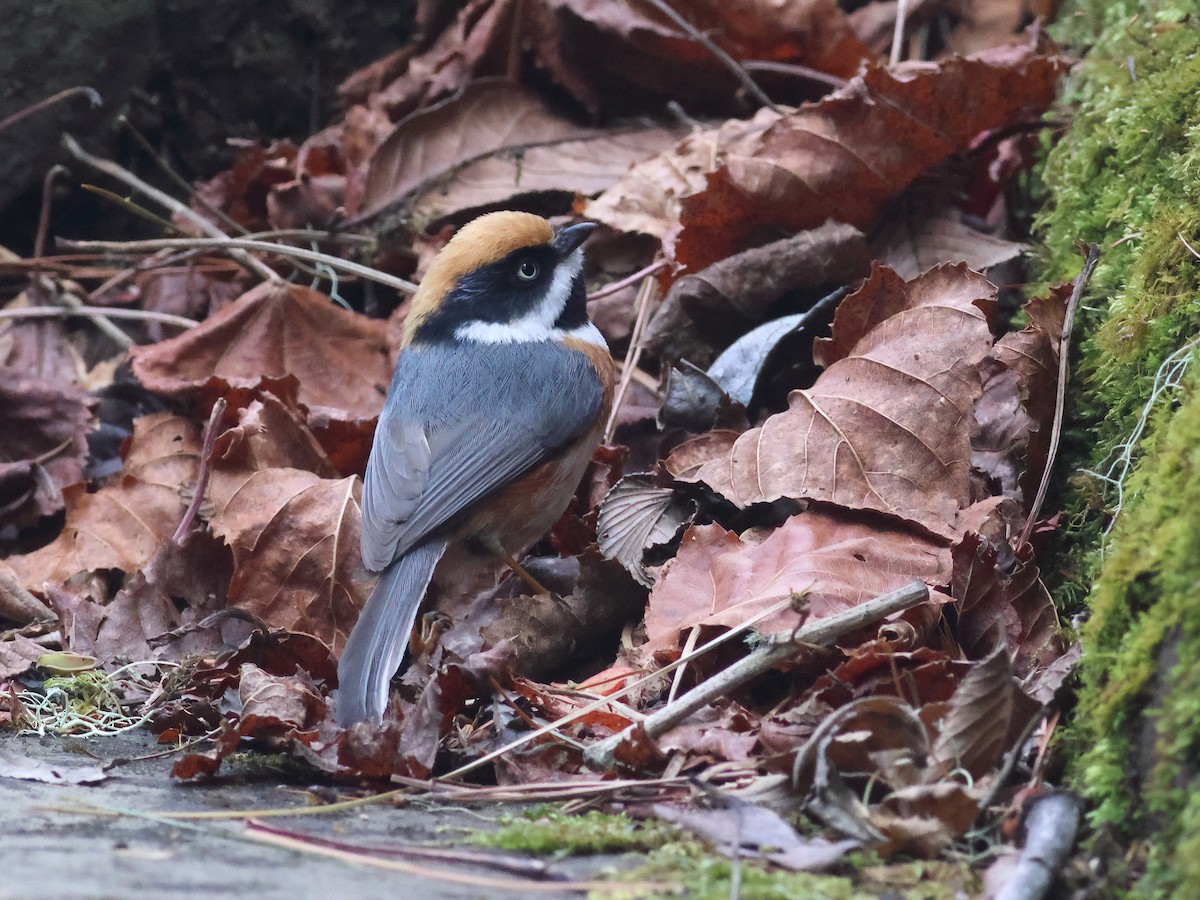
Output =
[{"x1": 0, "y1": 732, "x2": 624, "y2": 899}]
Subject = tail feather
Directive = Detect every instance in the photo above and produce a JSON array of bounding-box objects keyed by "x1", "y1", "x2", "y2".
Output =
[{"x1": 336, "y1": 538, "x2": 449, "y2": 726}]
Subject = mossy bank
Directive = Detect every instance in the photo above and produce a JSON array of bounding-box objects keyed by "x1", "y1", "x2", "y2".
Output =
[{"x1": 1036, "y1": 2, "x2": 1200, "y2": 894}]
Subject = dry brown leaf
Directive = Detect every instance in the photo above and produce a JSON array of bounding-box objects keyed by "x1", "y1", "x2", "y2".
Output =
[
  {"x1": 641, "y1": 513, "x2": 950, "y2": 657},
  {"x1": 120, "y1": 413, "x2": 204, "y2": 489},
  {"x1": 873, "y1": 201, "x2": 1026, "y2": 280},
  {"x1": 370, "y1": 0, "x2": 523, "y2": 121},
  {"x1": 589, "y1": 41, "x2": 1064, "y2": 270},
  {"x1": 657, "y1": 702, "x2": 759, "y2": 764},
  {"x1": 238, "y1": 663, "x2": 327, "y2": 734},
  {"x1": 361, "y1": 82, "x2": 596, "y2": 220},
  {"x1": 652, "y1": 798, "x2": 860, "y2": 871},
  {"x1": 7, "y1": 476, "x2": 191, "y2": 592},
  {"x1": 0, "y1": 633, "x2": 50, "y2": 678},
  {"x1": 533, "y1": 0, "x2": 869, "y2": 116},
  {"x1": 587, "y1": 111, "x2": 776, "y2": 240},
  {"x1": 214, "y1": 393, "x2": 338, "y2": 478},
  {"x1": 207, "y1": 467, "x2": 369, "y2": 651},
  {"x1": 410, "y1": 126, "x2": 683, "y2": 227},
  {"x1": 0, "y1": 369, "x2": 90, "y2": 533},
  {"x1": 0, "y1": 749, "x2": 108, "y2": 785},
  {"x1": 691, "y1": 264, "x2": 996, "y2": 538},
  {"x1": 943, "y1": 0, "x2": 1028, "y2": 56},
  {"x1": 874, "y1": 782, "x2": 980, "y2": 857},
  {"x1": 809, "y1": 643, "x2": 965, "y2": 709},
  {"x1": 130, "y1": 282, "x2": 391, "y2": 422},
  {"x1": 670, "y1": 44, "x2": 1065, "y2": 271},
  {"x1": 188, "y1": 140, "x2": 298, "y2": 233},
  {"x1": 986, "y1": 284, "x2": 1068, "y2": 506},
  {"x1": 930, "y1": 646, "x2": 1016, "y2": 780},
  {"x1": 952, "y1": 532, "x2": 1063, "y2": 678},
  {"x1": 474, "y1": 553, "x2": 646, "y2": 679},
  {"x1": 972, "y1": 358, "x2": 1032, "y2": 501},
  {"x1": 78, "y1": 530, "x2": 237, "y2": 664},
  {"x1": 655, "y1": 221, "x2": 871, "y2": 346},
  {"x1": 0, "y1": 290, "x2": 87, "y2": 388}
]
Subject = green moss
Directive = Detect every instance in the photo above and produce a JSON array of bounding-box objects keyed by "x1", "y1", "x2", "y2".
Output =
[
  {"x1": 613, "y1": 841, "x2": 856, "y2": 900},
  {"x1": 468, "y1": 807, "x2": 674, "y2": 856},
  {"x1": 1074, "y1": 376, "x2": 1200, "y2": 849},
  {"x1": 467, "y1": 807, "x2": 975, "y2": 898},
  {"x1": 611, "y1": 845, "x2": 976, "y2": 899},
  {"x1": 1035, "y1": 5, "x2": 1200, "y2": 606},
  {"x1": 1033, "y1": 2, "x2": 1200, "y2": 895}
]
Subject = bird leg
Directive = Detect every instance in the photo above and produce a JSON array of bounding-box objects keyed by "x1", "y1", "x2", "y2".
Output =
[
  {"x1": 409, "y1": 610, "x2": 453, "y2": 660},
  {"x1": 502, "y1": 553, "x2": 553, "y2": 595}
]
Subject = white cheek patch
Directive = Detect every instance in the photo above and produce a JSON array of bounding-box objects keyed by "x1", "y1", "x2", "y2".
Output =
[{"x1": 455, "y1": 250, "x2": 596, "y2": 346}]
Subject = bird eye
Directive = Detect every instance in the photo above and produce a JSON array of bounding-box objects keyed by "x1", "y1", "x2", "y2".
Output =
[{"x1": 516, "y1": 258, "x2": 540, "y2": 281}]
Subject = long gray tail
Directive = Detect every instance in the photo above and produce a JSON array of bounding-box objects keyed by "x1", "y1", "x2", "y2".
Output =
[{"x1": 336, "y1": 537, "x2": 449, "y2": 726}]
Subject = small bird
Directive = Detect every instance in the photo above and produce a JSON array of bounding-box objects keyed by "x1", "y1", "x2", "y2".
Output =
[{"x1": 337, "y1": 211, "x2": 615, "y2": 726}]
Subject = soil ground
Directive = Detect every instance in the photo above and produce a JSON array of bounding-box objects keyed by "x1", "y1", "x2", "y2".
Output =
[{"x1": 0, "y1": 731, "x2": 630, "y2": 900}]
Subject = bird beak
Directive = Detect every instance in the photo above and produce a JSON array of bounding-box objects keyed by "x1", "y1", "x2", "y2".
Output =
[{"x1": 553, "y1": 222, "x2": 598, "y2": 259}]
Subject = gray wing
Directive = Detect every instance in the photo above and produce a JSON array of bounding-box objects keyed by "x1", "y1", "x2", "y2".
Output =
[{"x1": 360, "y1": 341, "x2": 603, "y2": 571}]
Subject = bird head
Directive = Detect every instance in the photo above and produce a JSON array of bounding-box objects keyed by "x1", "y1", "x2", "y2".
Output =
[{"x1": 402, "y1": 211, "x2": 598, "y2": 347}]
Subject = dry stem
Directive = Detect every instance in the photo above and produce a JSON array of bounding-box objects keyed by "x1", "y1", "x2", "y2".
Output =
[
  {"x1": 62, "y1": 135, "x2": 281, "y2": 284},
  {"x1": 59, "y1": 236, "x2": 418, "y2": 295},
  {"x1": 584, "y1": 580, "x2": 930, "y2": 772}
]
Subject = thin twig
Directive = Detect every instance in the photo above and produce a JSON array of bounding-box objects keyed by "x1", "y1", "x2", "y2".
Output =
[
  {"x1": 0, "y1": 86, "x2": 100, "y2": 134},
  {"x1": 1019, "y1": 244, "x2": 1100, "y2": 546},
  {"x1": 993, "y1": 792, "x2": 1082, "y2": 900},
  {"x1": 742, "y1": 60, "x2": 848, "y2": 91},
  {"x1": 61, "y1": 134, "x2": 281, "y2": 284},
  {"x1": 247, "y1": 821, "x2": 555, "y2": 879},
  {"x1": 587, "y1": 259, "x2": 669, "y2": 301},
  {"x1": 439, "y1": 595, "x2": 799, "y2": 782},
  {"x1": 117, "y1": 114, "x2": 248, "y2": 237},
  {"x1": 616, "y1": 359, "x2": 662, "y2": 397},
  {"x1": 584, "y1": 581, "x2": 930, "y2": 771},
  {"x1": 604, "y1": 271, "x2": 659, "y2": 442},
  {"x1": 86, "y1": 249, "x2": 215, "y2": 305},
  {"x1": 46, "y1": 775, "x2": 694, "y2": 823},
  {"x1": 173, "y1": 398, "x2": 227, "y2": 542},
  {"x1": 244, "y1": 820, "x2": 668, "y2": 894},
  {"x1": 35, "y1": 166, "x2": 69, "y2": 262},
  {"x1": 80, "y1": 184, "x2": 182, "y2": 233},
  {"x1": 890, "y1": 0, "x2": 910, "y2": 67},
  {"x1": 0, "y1": 305, "x2": 197, "y2": 329},
  {"x1": 641, "y1": 0, "x2": 780, "y2": 112},
  {"x1": 45, "y1": 280, "x2": 132, "y2": 348},
  {"x1": 59, "y1": 236, "x2": 418, "y2": 295},
  {"x1": 975, "y1": 709, "x2": 1047, "y2": 823},
  {"x1": 668, "y1": 626, "x2": 700, "y2": 705}
]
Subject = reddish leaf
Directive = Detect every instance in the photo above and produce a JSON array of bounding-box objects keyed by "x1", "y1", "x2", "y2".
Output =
[
  {"x1": 214, "y1": 393, "x2": 338, "y2": 478},
  {"x1": 931, "y1": 646, "x2": 1018, "y2": 780},
  {"x1": 0, "y1": 633, "x2": 49, "y2": 678},
  {"x1": 207, "y1": 468, "x2": 369, "y2": 651},
  {"x1": 7, "y1": 478, "x2": 189, "y2": 592},
  {"x1": 986, "y1": 284, "x2": 1069, "y2": 506},
  {"x1": 691, "y1": 265, "x2": 996, "y2": 537},
  {"x1": 362, "y1": 81, "x2": 679, "y2": 224},
  {"x1": 670, "y1": 44, "x2": 1065, "y2": 271},
  {"x1": 590, "y1": 42, "x2": 1065, "y2": 270},
  {"x1": 873, "y1": 200, "x2": 1026, "y2": 280},
  {"x1": 0, "y1": 370, "x2": 90, "y2": 533},
  {"x1": 642, "y1": 513, "x2": 950, "y2": 657},
  {"x1": 81, "y1": 529, "x2": 236, "y2": 664},
  {"x1": 130, "y1": 282, "x2": 391, "y2": 422},
  {"x1": 952, "y1": 532, "x2": 1064, "y2": 678}
]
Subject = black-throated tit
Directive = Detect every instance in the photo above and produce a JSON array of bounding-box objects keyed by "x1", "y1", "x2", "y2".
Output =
[{"x1": 337, "y1": 211, "x2": 615, "y2": 726}]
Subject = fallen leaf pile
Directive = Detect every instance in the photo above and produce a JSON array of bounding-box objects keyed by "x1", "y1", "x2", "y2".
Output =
[{"x1": 0, "y1": 0, "x2": 1079, "y2": 871}]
